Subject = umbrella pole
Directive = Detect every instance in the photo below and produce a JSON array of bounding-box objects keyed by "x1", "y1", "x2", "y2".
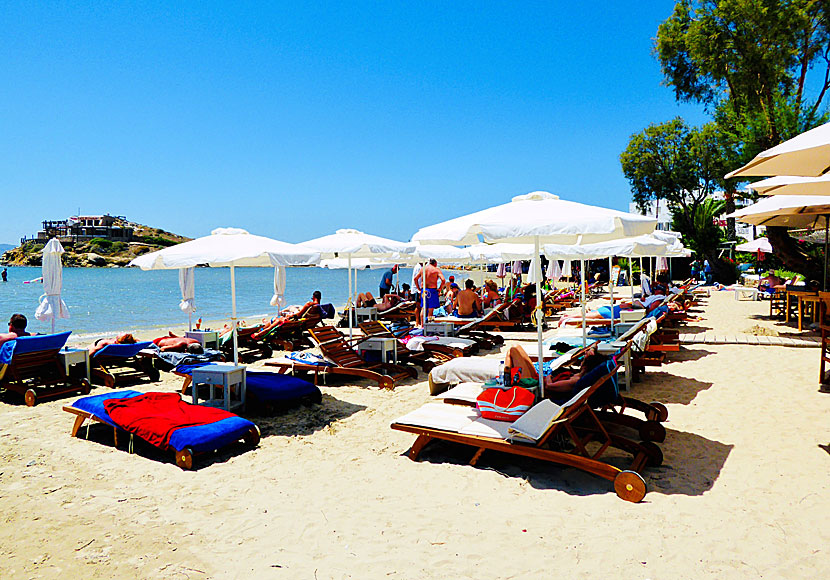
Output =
[
  {"x1": 348, "y1": 255, "x2": 353, "y2": 340},
  {"x1": 230, "y1": 265, "x2": 239, "y2": 366},
  {"x1": 824, "y1": 217, "x2": 828, "y2": 292},
  {"x1": 534, "y1": 238, "x2": 544, "y2": 388},
  {"x1": 608, "y1": 256, "x2": 614, "y2": 336},
  {"x1": 580, "y1": 259, "x2": 587, "y2": 348}
]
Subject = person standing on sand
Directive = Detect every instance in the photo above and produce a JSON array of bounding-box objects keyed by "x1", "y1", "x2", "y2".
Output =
[{"x1": 421, "y1": 258, "x2": 446, "y2": 325}]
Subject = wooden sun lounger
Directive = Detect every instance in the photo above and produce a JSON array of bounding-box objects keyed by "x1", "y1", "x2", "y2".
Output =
[
  {"x1": 392, "y1": 363, "x2": 655, "y2": 502},
  {"x1": 0, "y1": 332, "x2": 91, "y2": 406},
  {"x1": 357, "y1": 321, "x2": 463, "y2": 371},
  {"x1": 265, "y1": 326, "x2": 418, "y2": 389}
]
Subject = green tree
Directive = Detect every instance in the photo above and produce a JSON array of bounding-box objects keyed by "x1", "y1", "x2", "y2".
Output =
[
  {"x1": 620, "y1": 118, "x2": 734, "y2": 281},
  {"x1": 655, "y1": 0, "x2": 830, "y2": 282}
]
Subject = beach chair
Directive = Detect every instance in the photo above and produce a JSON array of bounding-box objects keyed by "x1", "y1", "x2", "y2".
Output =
[
  {"x1": 360, "y1": 320, "x2": 478, "y2": 358},
  {"x1": 391, "y1": 362, "x2": 655, "y2": 502},
  {"x1": 63, "y1": 390, "x2": 260, "y2": 469},
  {"x1": 265, "y1": 326, "x2": 418, "y2": 389},
  {"x1": 377, "y1": 300, "x2": 418, "y2": 323},
  {"x1": 90, "y1": 341, "x2": 159, "y2": 388},
  {"x1": 356, "y1": 321, "x2": 454, "y2": 372},
  {"x1": 0, "y1": 332, "x2": 91, "y2": 406},
  {"x1": 218, "y1": 324, "x2": 274, "y2": 362},
  {"x1": 431, "y1": 306, "x2": 512, "y2": 349}
]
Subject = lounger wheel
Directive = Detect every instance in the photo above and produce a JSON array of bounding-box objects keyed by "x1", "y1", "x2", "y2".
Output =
[
  {"x1": 175, "y1": 448, "x2": 194, "y2": 470},
  {"x1": 244, "y1": 426, "x2": 261, "y2": 447},
  {"x1": 80, "y1": 378, "x2": 92, "y2": 395},
  {"x1": 638, "y1": 420, "x2": 666, "y2": 443},
  {"x1": 259, "y1": 345, "x2": 273, "y2": 359},
  {"x1": 492, "y1": 335, "x2": 505, "y2": 345},
  {"x1": 104, "y1": 374, "x2": 116, "y2": 388},
  {"x1": 613, "y1": 470, "x2": 646, "y2": 503},
  {"x1": 24, "y1": 389, "x2": 37, "y2": 407},
  {"x1": 640, "y1": 441, "x2": 663, "y2": 467},
  {"x1": 147, "y1": 368, "x2": 160, "y2": 382},
  {"x1": 648, "y1": 402, "x2": 669, "y2": 422}
]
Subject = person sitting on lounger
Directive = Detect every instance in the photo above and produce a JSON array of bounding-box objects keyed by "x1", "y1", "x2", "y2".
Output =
[
  {"x1": 503, "y1": 344, "x2": 607, "y2": 399},
  {"x1": 246, "y1": 291, "x2": 324, "y2": 337},
  {"x1": 453, "y1": 279, "x2": 483, "y2": 318},
  {"x1": 759, "y1": 271, "x2": 782, "y2": 294},
  {"x1": 481, "y1": 279, "x2": 501, "y2": 308},
  {"x1": 88, "y1": 333, "x2": 137, "y2": 356},
  {"x1": 0, "y1": 313, "x2": 30, "y2": 347},
  {"x1": 356, "y1": 292, "x2": 377, "y2": 307},
  {"x1": 558, "y1": 294, "x2": 666, "y2": 326}
]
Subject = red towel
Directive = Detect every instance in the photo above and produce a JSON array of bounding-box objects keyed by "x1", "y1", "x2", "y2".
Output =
[{"x1": 104, "y1": 392, "x2": 236, "y2": 449}]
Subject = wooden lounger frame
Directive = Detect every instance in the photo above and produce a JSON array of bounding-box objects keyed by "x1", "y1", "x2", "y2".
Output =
[
  {"x1": 1, "y1": 347, "x2": 91, "y2": 406},
  {"x1": 91, "y1": 353, "x2": 160, "y2": 388},
  {"x1": 392, "y1": 365, "x2": 653, "y2": 502}
]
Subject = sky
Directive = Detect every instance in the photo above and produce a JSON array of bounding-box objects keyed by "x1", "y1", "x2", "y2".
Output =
[{"x1": 0, "y1": 1, "x2": 710, "y2": 246}]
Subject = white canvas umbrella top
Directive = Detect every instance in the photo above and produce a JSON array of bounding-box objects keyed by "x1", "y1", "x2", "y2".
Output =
[
  {"x1": 726, "y1": 121, "x2": 830, "y2": 178},
  {"x1": 320, "y1": 257, "x2": 397, "y2": 269},
  {"x1": 746, "y1": 174, "x2": 830, "y2": 196},
  {"x1": 735, "y1": 238, "x2": 773, "y2": 253},
  {"x1": 542, "y1": 235, "x2": 668, "y2": 260},
  {"x1": 408, "y1": 244, "x2": 473, "y2": 263},
  {"x1": 725, "y1": 195, "x2": 830, "y2": 227},
  {"x1": 128, "y1": 227, "x2": 320, "y2": 269},
  {"x1": 411, "y1": 191, "x2": 657, "y2": 245},
  {"x1": 466, "y1": 243, "x2": 536, "y2": 263},
  {"x1": 302, "y1": 229, "x2": 414, "y2": 259}
]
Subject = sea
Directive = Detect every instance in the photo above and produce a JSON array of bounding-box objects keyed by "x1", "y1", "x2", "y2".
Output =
[{"x1": 0, "y1": 265, "x2": 473, "y2": 341}]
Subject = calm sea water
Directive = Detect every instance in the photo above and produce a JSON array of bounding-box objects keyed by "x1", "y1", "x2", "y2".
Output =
[{"x1": 0, "y1": 265, "x2": 470, "y2": 340}]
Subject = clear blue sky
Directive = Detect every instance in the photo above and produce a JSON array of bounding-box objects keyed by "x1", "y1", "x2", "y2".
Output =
[{"x1": 1, "y1": 1, "x2": 708, "y2": 245}]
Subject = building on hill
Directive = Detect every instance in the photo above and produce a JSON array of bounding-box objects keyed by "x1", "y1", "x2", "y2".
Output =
[{"x1": 21, "y1": 214, "x2": 134, "y2": 244}]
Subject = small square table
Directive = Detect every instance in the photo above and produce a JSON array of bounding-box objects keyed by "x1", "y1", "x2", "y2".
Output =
[
  {"x1": 185, "y1": 330, "x2": 220, "y2": 350},
  {"x1": 190, "y1": 364, "x2": 246, "y2": 412},
  {"x1": 58, "y1": 347, "x2": 91, "y2": 382},
  {"x1": 357, "y1": 336, "x2": 397, "y2": 365}
]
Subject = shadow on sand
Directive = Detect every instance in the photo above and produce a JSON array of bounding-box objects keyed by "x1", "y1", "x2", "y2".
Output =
[
  {"x1": 635, "y1": 370, "x2": 714, "y2": 405},
  {"x1": 409, "y1": 427, "x2": 732, "y2": 500}
]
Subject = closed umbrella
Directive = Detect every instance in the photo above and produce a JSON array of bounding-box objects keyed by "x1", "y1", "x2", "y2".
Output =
[
  {"x1": 546, "y1": 259, "x2": 562, "y2": 284},
  {"x1": 270, "y1": 266, "x2": 287, "y2": 314},
  {"x1": 178, "y1": 267, "x2": 196, "y2": 331},
  {"x1": 129, "y1": 227, "x2": 320, "y2": 365},
  {"x1": 412, "y1": 191, "x2": 657, "y2": 371},
  {"x1": 34, "y1": 238, "x2": 70, "y2": 333}
]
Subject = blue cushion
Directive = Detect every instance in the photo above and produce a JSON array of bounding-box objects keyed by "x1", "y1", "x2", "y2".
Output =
[
  {"x1": 0, "y1": 331, "x2": 71, "y2": 365},
  {"x1": 70, "y1": 390, "x2": 144, "y2": 427},
  {"x1": 92, "y1": 341, "x2": 153, "y2": 359},
  {"x1": 246, "y1": 370, "x2": 321, "y2": 403}
]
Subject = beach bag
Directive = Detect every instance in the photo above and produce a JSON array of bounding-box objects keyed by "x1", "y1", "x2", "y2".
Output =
[{"x1": 476, "y1": 386, "x2": 535, "y2": 422}]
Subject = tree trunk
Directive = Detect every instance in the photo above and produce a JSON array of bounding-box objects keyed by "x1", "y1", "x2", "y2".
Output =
[
  {"x1": 724, "y1": 190, "x2": 736, "y2": 241},
  {"x1": 766, "y1": 226, "x2": 822, "y2": 282}
]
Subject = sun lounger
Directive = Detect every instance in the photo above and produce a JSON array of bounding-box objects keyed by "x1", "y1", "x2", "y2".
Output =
[
  {"x1": 392, "y1": 364, "x2": 654, "y2": 502},
  {"x1": 360, "y1": 320, "x2": 478, "y2": 361},
  {"x1": 265, "y1": 325, "x2": 418, "y2": 389},
  {"x1": 218, "y1": 324, "x2": 274, "y2": 362},
  {"x1": 90, "y1": 341, "x2": 159, "y2": 387},
  {"x1": 63, "y1": 390, "x2": 260, "y2": 468},
  {"x1": 0, "y1": 331, "x2": 91, "y2": 406}
]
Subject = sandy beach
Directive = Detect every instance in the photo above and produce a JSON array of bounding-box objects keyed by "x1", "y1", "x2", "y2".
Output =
[{"x1": 1, "y1": 289, "x2": 829, "y2": 579}]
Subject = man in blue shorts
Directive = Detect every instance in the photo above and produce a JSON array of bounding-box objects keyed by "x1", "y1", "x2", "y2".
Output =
[{"x1": 421, "y1": 258, "x2": 446, "y2": 325}]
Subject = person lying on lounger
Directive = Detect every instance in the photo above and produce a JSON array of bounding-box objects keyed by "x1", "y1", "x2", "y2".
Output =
[
  {"x1": 558, "y1": 294, "x2": 666, "y2": 326},
  {"x1": 88, "y1": 333, "x2": 137, "y2": 356},
  {"x1": 0, "y1": 313, "x2": 30, "y2": 347},
  {"x1": 356, "y1": 291, "x2": 402, "y2": 312},
  {"x1": 153, "y1": 333, "x2": 204, "y2": 353},
  {"x1": 253, "y1": 291, "x2": 323, "y2": 336},
  {"x1": 503, "y1": 344, "x2": 607, "y2": 399}
]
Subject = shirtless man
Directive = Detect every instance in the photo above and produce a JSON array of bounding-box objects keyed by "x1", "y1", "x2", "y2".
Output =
[
  {"x1": 421, "y1": 259, "x2": 446, "y2": 325},
  {"x1": 453, "y1": 279, "x2": 482, "y2": 317},
  {"x1": 0, "y1": 314, "x2": 30, "y2": 347}
]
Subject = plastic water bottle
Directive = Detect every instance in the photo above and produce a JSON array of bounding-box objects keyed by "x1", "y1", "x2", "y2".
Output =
[{"x1": 497, "y1": 361, "x2": 504, "y2": 387}]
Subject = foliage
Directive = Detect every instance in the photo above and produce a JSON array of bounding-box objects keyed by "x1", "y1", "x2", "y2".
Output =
[
  {"x1": 89, "y1": 238, "x2": 113, "y2": 249},
  {"x1": 111, "y1": 241, "x2": 127, "y2": 253},
  {"x1": 671, "y1": 197, "x2": 727, "y2": 256},
  {"x1": 134, "y1": 235, "x2": 178, "y2": 247}
]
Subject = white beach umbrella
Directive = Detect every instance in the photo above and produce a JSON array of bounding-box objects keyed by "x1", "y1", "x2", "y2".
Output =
[
  {"x1": 178, "y1": 267, "x2": 196, "y2": 331},
  {"x1": 302, "y1": 229, "x2": 414, "y2": 338},
  {"x1": 747, "y1": 174, "x2": 830, "y2": 196},
  {"x1": 561, "y1": 259, "x2": 572, "y2": 278},
  {"x1": 467, "y1": 243, "x2": 535, "y2": 264},
  {"x1": 34, "y1": 238, "x2": 70, "y2": 333},
  {"x1": 129, "y1": 227, "x2": 320, "y2": 364},
  {"x1": 411, "y1": 191, "x2": 657, "y2": 367},
  {"x1": 726, "y1": 121, "x2": 830, "y2": 178},
  {"x1": 725, "y1": 195, "x2": 830, "y2": 228},
  {"x1": 270, "y1": 266, "x2": 287, "y2": 313},
  {"x1": 735, "y1": 238, "x2": 773, "y2": 253},
  {"x1": 546, "y1": 259, "x2": 562, "y2": 284}
]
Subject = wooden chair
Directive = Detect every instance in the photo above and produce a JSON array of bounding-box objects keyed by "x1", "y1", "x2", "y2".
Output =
[
  {"x1": 265, "y1": 326, "x2": 418, "y2": 389},
  {"x1": 217, "y1": 325, "x2": 274, "y2": 362},
  {"x1": 357, "y1": 320, "x2": 460, "y2": 371},
  {"x1": 391, "y1": 361, "x2": 655, "y2": 502},
  {"x1": 0, "y1": 332, "x2": 91, "y2": 406}
]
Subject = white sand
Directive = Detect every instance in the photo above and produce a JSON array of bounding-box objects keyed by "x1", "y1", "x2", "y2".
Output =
[{"x1": 1, "y1": 290, "x2": 829, "y2": 578}]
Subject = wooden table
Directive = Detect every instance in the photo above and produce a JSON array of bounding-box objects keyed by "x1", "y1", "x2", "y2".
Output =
[
  {"x1": 799, "y1": 295, "x2": 821, "y2": 331},
  {"x1": 786, "y1": 290, "x2": 817, "y2": 325}
]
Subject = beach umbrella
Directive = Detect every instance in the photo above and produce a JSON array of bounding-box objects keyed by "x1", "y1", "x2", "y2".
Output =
[
  {"x1": 129, "y1": 227, "x2": 320, "y2": 364},
  {"x1": 725, "y1": 195, "x2": 830, "y2": 228},
  {"x1": 34, "y1": 238, "x2": 70, "y2": 333},
  {"x1": 747, "y1": 174, "x2": 830, "y2": 196},
  {"x1": 496, "y1": 262, "x2": 506, "y2": 280},
  {"x1": 546, "y1": 259, "x2": 562, "y2": 284},
  {"x1": 179, "y1": 267, "x2": 196, "y2": 331},
  {"x1": 726, "y1": 121, "x2": 830, "y2": 178},
  {"x1": 302, "y1": 229, "x2": 413, "y2": 338},
  {"x1": 412, "y1": 191, "x2": 657, "y2": 369},
  {"x1": 269, "y1": 266, "x2": 286, "y2": 314},
  {"x1": 735, "y1": 238, "x2": 773, "y2": 253}
]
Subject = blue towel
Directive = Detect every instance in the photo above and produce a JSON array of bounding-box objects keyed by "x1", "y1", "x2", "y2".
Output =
[
  {"x1": 69, "y1": 390, "x2": 144, "y2": 428},
  {"x1": 92, "y1": 341, "x2": 153, "y2": 359},
  {"x1": 287, "y1": 351, "x2": 332, "y2": 366},
  {"x1": 246, "y1": 371, "x2": 321, "y2": 404},
  {"x1": 0, "y1": 331, "x2": 71, "y2": 365}
]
